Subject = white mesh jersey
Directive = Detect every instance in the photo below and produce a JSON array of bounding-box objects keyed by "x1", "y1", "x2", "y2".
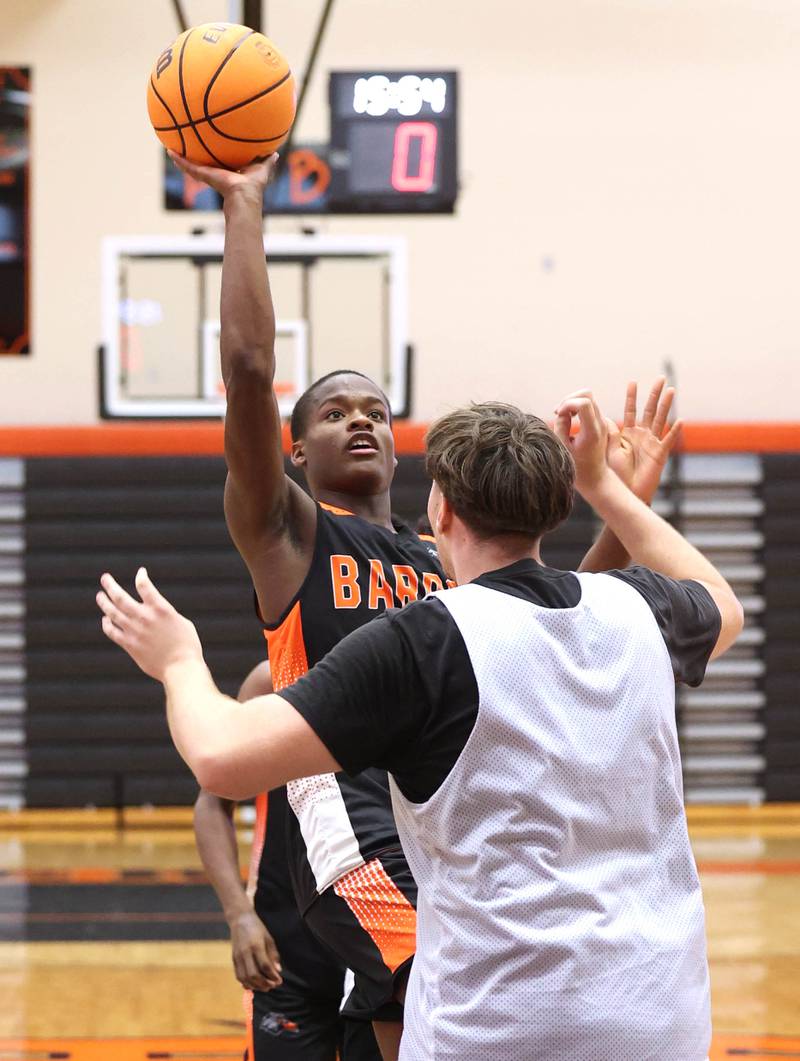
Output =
[{"x1": 390, "y1": 574, "x2": 711, "y2": 1061}]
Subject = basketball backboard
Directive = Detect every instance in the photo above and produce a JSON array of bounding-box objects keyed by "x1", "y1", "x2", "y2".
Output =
[{"x1": 100, "y1": 233, "x2": 410, "y2": 419}]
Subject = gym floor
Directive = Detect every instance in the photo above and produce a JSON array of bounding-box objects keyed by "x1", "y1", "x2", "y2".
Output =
[{"x1": 1, "y1": 805, "x2": 798, "y2": 1061}]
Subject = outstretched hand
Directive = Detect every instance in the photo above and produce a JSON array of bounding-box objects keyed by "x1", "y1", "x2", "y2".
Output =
[
  {"x1": 607, "y1": 378, "x2": 682, "y2": 504},
  {"x1": 168, "y1": 149, "x2": 280, "y2": 199},
  {"x1": 96, "y1": 568, "x2": 203, "y2": 682},
  {"x1": 554, "y1": 389, "x2": 615, "y2": 495}
]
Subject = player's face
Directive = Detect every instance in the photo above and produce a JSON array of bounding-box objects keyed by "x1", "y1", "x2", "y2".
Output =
[{"x1": 295, "y1": 375, "x2": 397, "y2": 496}]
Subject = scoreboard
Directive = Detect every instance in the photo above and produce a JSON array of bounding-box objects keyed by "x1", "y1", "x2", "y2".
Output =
[
  {"x1": 328, "y1": 72, "x2": 458, "y2": 214},
  {"x1": 164, "y1": 70, "x2": 459, "y2": 215}
]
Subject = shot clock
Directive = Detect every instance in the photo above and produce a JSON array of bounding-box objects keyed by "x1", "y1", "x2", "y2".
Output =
[{"x1": 328, "y1": 71, "x2": 458, "y2": 213}]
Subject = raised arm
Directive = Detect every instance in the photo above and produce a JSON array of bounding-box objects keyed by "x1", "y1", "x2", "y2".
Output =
[
  {"x1": 193, "y1": 662, "x2": 281, "y2": 992},
  {"x1": 168, "y1": 153, "x2": 315, "y2": 617},
  {"x1": 579, "y1": 378, "x2": 682, "y2": 573},
  {"x1": 555, "y1": 394, "x2": 743, "y2": 659}
]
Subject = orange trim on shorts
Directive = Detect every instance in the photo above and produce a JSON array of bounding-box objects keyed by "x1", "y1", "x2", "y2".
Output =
[
  {"x1": 244, "y1": 988, "x2": 255, "y2": 1061},
  {"x1": 333, "y1": 858, "x2": 417, "y2": 974}
]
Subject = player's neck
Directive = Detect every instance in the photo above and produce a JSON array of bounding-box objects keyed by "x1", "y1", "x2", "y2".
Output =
[
  {"x1": 317, "y1": 489, "x2": 395, "y2": 531},
  {"x1": 452, "y1": 538, "x2": 543, "y2": 586}
]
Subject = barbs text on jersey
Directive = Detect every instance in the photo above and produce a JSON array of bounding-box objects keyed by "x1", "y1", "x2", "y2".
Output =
[{"x1": 330, "y1": 555, "x2": 456, "y2": 610}]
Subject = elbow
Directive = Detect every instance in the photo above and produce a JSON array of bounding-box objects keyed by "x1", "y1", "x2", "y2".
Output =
[
  {"x1": 714, "y1": 589, "x2": 745, "y2": 658},
  {"x1": 192, "y1": 754, "x2": 261, "y2": 803},
  {"x1": 222, "y1": 346, "x2": 274, "y2": 385},
  {"x1": 728, "y1": 592, "x2": 745, "y2": 644}
]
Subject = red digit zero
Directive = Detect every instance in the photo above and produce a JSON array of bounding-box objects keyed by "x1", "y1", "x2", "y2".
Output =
[{"x1": 391, "y1": 121, "x2": 438, "y2": 192}]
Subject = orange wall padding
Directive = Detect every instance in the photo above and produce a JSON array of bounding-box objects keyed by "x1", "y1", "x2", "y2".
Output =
[{"x1": 0, "y1": 421, "x2": 799, "y2": 457}]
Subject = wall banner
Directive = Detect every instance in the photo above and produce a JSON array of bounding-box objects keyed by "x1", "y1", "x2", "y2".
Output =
[{"x1": 0, "y1": 68, "x2": 30, "y2": 355}]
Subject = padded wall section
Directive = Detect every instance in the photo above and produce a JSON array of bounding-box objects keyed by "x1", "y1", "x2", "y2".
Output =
[
  {"x1": 23, "y1": 455, "x2": 594, "y2": 809},
  {"x1": 762, "y1": 455, "x2": 800, "y2": 801},
  {"x1": 24, "y1": 457, "x2": 262, "y2": 808}
]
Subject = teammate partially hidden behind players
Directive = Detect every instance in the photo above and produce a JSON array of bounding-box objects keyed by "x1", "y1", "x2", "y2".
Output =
[
  {"x1": 97, "y1": 393, "x2": 743, "y2": 1059},
  {"x1": 194, "y1": 661, "x2": 381, "y2": 1061}
]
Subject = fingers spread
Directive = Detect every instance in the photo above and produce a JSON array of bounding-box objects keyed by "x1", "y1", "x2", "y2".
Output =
[
  {"x1": 652, "y1": 386, "x2": 675, "y2": 438},
  {"x1": 662, "y1": 418, "x2": 683, "y2": 454},
  {"x1": 99, "y1": 573, "x2": 141, "y2": 619},
  {"x1": 640, "y1": 377, "x2": 666, "y2": 429},
  {"x1": 623, "y1": 382, "x2": 637, "y2": 429},
  {"x1": 96, "y1": 590, "x2": 130, "y2": 631},
  {"x1": 135, "y1": 567, "x2": 158, "y2": 605},
  {"x1": 101, "y1": 614, "x2": 127, "y2": 645}
]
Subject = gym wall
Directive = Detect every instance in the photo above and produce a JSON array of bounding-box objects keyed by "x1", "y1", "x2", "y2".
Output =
[
  {"x1": 1, "y1": 0, "x2": 799, "y2": 423},
  {"x1": 0, "y1": 424, "x2": 797, "y2": 810}
]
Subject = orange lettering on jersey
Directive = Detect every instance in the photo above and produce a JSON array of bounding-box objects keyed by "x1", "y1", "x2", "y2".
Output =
[
  {"x1": 422, "y1": 572, "x2": 444, "y2": 595},
  {"x1": 368, "y1": 559, "x2": 395, "y2": 610},
  {"x1": 392, "y1": 564, "x2": 419, "y2": 607},
  {"x1": 447, "y1": 579, "x2": 457, "y2": 589},
  {"x1": 331, "y1": 554, "x2": 362, "y2": 608}
]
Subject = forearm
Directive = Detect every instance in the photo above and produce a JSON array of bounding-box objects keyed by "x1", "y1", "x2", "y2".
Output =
[
  {"x1": 579, "y1": 479, "x2": 660, "y2": 574},
  {"x1": 193, "y1": 792, "x2": 251, "y2": 924},
  {"x1": 164, "y1": 659, "x2": 241, "y2": 792},
  {"x1": 578, "y1": 525, "x2": 631, "y2": 573},
  {"x1": 583, "y1": 470, "x2": 721, "y2": 585},
  {"x1": 220, "y1": 187, "x2": 276, "y2": 382},
  {"x1": 163, "y1": 662, "x2": 331, "y2": 799}
]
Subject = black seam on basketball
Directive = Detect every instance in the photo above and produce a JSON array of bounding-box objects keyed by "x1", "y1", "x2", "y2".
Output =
[
  {"x1": 149, "y1": 76, "x2": 186, "y2": 156},
  {"x1": 152, "y1": 70, "x2": 292, "y2": 135},
  {"x1": 202, "y1": 28, "x2": 254, "y2": 126},
  {"x1": 177, "y1": 28, "x2": 195, "y2": 127},
  {"x1": 199, "y1": 124, "x2": 291, "y2": 145},
  {"x1": 176, "y1": 26, "x2": 229, "y2": 166}
]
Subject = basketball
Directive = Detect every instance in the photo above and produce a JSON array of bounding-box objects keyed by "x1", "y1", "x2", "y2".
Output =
[{"x1": 146, "y1": 22, "x2": 296, "y2": 170}]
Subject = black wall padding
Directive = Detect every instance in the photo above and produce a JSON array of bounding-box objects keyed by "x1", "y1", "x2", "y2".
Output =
[
  {"x1": 24, "y1": 455, "x2": 596, "y2": 808},
  {"x1": 24, "y1": 457, "x2": 263, "y2": 809},
  {"x1": 762, "y1": 455, "x2": 800, "y2": 800}
]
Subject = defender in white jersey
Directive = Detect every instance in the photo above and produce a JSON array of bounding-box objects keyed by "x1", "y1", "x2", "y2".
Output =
[{"x1": 97, "y1": 393, "x2": 743, "y2": 1060}]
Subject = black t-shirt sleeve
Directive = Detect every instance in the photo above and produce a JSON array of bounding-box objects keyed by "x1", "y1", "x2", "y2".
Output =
[
  {"x1": 279, "y1": 597, "x2": 479, "y2": 803},
  {"x1": 608, "y1": 567, "x2": 722, "y2": 686}
]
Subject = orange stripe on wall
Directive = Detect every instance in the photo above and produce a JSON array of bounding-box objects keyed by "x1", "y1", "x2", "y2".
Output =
[{"x1": 0, "y1": 421, "x2": 799, "y2": 456}]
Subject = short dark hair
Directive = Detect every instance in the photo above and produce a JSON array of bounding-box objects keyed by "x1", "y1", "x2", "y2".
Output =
[
  {"x1": 424, "y1": 402, "x2": 575, "y2": 539},
  {"x1": 289, "y1": 370, "x2": 391, "y2": 441}
]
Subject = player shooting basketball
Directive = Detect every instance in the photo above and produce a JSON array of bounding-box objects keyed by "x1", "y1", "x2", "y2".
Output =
[
  {"x1": 97, "y1": 393, "x2": 742, "y2": 1060},
  {"x1": 145, "y1": 140, "x2": 684, "y2": 1061},
  {"x1": 165, "y1": 148, "x2": 445, "y2": 1061}
]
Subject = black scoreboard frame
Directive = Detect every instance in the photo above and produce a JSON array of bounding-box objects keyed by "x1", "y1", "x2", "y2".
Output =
[{"x1": 328, "y1": 70, "x2": 458, "y2": 215}]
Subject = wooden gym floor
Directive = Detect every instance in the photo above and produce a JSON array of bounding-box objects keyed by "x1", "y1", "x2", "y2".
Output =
[{"x1": 1, "y1": 805, "x2": 799, "y2": 1061}]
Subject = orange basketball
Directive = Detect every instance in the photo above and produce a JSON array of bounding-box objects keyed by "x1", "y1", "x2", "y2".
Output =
[{"x1": 146, "y1": 22, "x2": 296, "y2": 170}]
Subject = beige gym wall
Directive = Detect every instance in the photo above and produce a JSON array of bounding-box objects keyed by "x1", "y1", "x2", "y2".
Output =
[{"x1": 1, "y1": 0, "x2": 798, "y2": 425}]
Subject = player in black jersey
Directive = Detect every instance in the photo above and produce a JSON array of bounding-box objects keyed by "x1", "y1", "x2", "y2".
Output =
[
  {"x1": 164, "y1": 147, "x2": 683, "y2": 1059},
  {"x1": 195, "y1": 662, "x2": 381, "y2": 1061},
  {"x1": 166, "y1": 149, "x2": 448, "y2": 1060}
]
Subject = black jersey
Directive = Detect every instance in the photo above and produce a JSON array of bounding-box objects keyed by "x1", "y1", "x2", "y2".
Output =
[{"x1": 257, "y1": 503, "x2": 449, "y2": 914}]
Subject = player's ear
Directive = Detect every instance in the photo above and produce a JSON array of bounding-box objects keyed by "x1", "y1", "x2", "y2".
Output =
[
  {"x1": 290, "y1": 440, "x2": 306, "y2": 468},
  {"x1": 437, "y1": 493, "x2": 454, "y2": 534}
]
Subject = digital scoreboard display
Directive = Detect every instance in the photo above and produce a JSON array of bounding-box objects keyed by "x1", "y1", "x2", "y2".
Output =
[{"x1": 328, "y1": 71, "x2": 458, "y2": 214}]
